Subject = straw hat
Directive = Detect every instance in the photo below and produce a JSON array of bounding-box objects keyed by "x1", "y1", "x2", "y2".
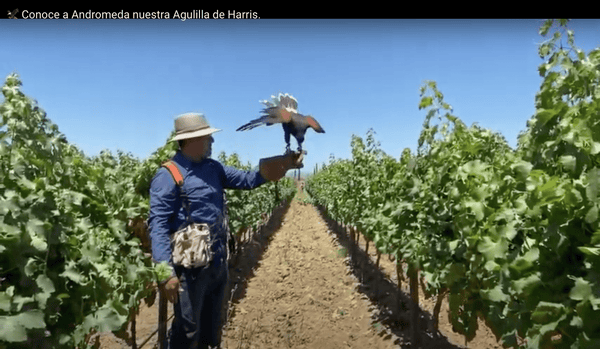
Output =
[{"x1": 171, "y1": 113, "x2": 222, "y2": 141}]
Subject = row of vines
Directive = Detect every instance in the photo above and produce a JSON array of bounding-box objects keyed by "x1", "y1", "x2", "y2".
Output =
[
  {"x1": 0, "y1": 72, "x2": 295, "y2": 348},
  {"x1": 306, "y1": 20, "x2": 600, "y2": 348}
]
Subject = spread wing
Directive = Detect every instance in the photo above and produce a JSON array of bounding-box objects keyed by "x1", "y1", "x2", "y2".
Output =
[
  {"x1": 236, "y1": 93, "x2": 299, "y2": 131},
  {"x1": 304, "y1": 115, "x2": 325, "y2": 133}
]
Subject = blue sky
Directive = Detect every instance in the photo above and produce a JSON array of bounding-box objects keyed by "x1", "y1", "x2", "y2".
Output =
[{"x1": 2, "y1": 19, "x2": 600, "y2": 176}]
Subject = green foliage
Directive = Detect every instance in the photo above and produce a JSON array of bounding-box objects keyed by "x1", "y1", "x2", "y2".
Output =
[
  {"x1": 0, "y1": 73, "x2": 294, "y2": 348},
  {"x1": 308, "y1": 20, "x2": 600, "y2": 348},
  {"x1": 0, "y1": 73, "x2": 155, "y2": 347}
]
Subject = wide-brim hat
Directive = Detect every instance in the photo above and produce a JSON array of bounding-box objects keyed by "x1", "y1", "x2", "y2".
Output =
[{"x1": 171, "y1": 113, "x2": 222, "y2": 141}]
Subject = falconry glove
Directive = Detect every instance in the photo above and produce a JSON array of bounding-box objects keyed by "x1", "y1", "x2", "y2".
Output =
[{"x1": 259, "y1": 151, "x2": 304, "y2": 182}]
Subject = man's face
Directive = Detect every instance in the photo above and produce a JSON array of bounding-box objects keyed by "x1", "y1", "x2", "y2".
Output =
[{"x1": 183, "y1": 135, "x2": 214, "y2": 162}]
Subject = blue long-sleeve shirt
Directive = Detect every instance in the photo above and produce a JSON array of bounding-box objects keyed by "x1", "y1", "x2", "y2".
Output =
[{"x1": 148, "y1": 151, "x2": 267, "y2": 266}]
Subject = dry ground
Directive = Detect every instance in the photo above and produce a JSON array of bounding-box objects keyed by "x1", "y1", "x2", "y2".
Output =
[{"x1": 98, "y1": 184, "x2": 502, "y2": 349}]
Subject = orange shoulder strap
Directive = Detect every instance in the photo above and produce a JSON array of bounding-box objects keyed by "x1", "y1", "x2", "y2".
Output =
[{"x1": 161, "y1": 160, "x2": 184, "y2": 186}]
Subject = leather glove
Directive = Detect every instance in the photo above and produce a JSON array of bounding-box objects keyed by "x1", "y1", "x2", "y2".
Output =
[
  {"x1": 163, "y1": 276, "x2": 180, "y2": 304},
  {"x1": 259, "y1": 151, "x2": 304, "y2": 182}
]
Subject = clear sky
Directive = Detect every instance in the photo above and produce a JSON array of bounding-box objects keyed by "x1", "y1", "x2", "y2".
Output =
[{"x1": 2, "y1": 18, "x2": 600, "y2": 176}]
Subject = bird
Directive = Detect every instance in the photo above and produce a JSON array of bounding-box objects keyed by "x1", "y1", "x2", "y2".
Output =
[
  {"x1": 7, "y1": 9, "x2": 19, "y2": 19},
  {"x1": 236, "y1": 93, "x2": 325, "y2": 154}
]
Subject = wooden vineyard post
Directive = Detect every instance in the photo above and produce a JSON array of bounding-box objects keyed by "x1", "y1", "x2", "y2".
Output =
[
  {"x1": 396, "y1": 260, "x2": 403, "y2": 290},
  {"x1": 350, "y1": 226, "x2": 357, "y2": 257},
  {"x1": 131, "y1": 309, "x2": 137, "y2": 349},
  {"x1": 158, "y1": 285, "x2": 168, "y2": 349},
  {"x1": 432, "y1": 288, "x2": 448, "y2": 333},
  {"x1": 395, "y1": 258, "x2": 405, "y2": 331},
  {"x1": 408, "y1": 264, "x2": 421, "y2": 348}
]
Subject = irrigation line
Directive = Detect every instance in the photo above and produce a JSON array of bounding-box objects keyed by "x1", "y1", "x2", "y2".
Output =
[{"x1": 136, "y1": 312, "x2": 175, "y2": 349}]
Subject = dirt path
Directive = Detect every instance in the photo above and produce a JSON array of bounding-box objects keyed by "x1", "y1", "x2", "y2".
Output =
[
  {"x1": 221, "y1": 195, "x2": 398, "y2": 349},
  {"x1": 98, "y1": 185, "x2": 502, "y2": 349}
]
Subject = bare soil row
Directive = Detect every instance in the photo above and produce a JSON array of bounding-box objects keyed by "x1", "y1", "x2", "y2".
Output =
[{"x1": 99, "y1": 187, "x2": 502, "y2": 348}]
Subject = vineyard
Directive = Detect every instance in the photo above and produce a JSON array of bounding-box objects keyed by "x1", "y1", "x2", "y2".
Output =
[
  {"x1": 307, "y1": 20, "x2": 600, "y2": 348},
  {"x1": 0, "y1": 70, "x2": 296, "y2": 348},
  {"x1": 1, "y1": 19, "x2": 600, "y2": 349}
]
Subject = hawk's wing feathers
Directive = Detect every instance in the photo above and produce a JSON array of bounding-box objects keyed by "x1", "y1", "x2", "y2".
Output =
[
  {"x1": 305, "y1": 115, "x2": 325, "y2": 133},
  {"x1": 237, "y1": 93, "x2": 323, "y2": 152},
  {"x1": 261, "y1": 93, "x2": 298, "y2": 112},
  {"x1": 235, "y1": 115, "x2": 273, "y2": 131}
]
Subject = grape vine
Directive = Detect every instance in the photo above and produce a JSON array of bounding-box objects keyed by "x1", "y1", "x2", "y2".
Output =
[
  {"x1": 0, "y1": 72, "x2": 295, "y2": 348},
  {"x1": 307, "y1": 19, "x2": 600, "y2": 348}
]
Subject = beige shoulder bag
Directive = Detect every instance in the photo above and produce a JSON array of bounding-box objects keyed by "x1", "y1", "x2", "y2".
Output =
[{"x1": 162, "y1": 161, "x2": 214, "y2": 269}]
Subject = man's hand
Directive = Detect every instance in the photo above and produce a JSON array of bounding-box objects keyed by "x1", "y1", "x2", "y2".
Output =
[
  {"x1": 259, "y1": 152, "x2": 304, "y2": 182},
  {"x1": 163, "y1": 276, "x2": 180, "y2": 303}
]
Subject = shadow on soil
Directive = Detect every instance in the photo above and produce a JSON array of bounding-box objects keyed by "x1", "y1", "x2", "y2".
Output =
[
  {"x1": 312, "y1": 203, "x2": 467, "y2": 349},
  {"x1": 219, "y1": 194, "x2": 467, "y2": 349},
  {"x1": 220, "y1": 198, "x2": 293, "y2": 335}
]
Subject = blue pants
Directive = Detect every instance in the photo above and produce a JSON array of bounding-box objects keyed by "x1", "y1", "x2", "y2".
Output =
[{"x1": 167, "y1": 242, "x2": 228, "y2": 349}]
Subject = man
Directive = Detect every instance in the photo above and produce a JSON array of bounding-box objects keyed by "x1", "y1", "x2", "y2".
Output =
[{"x1": 148, "y1": 113, "x2": 301, "y2": 348}]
